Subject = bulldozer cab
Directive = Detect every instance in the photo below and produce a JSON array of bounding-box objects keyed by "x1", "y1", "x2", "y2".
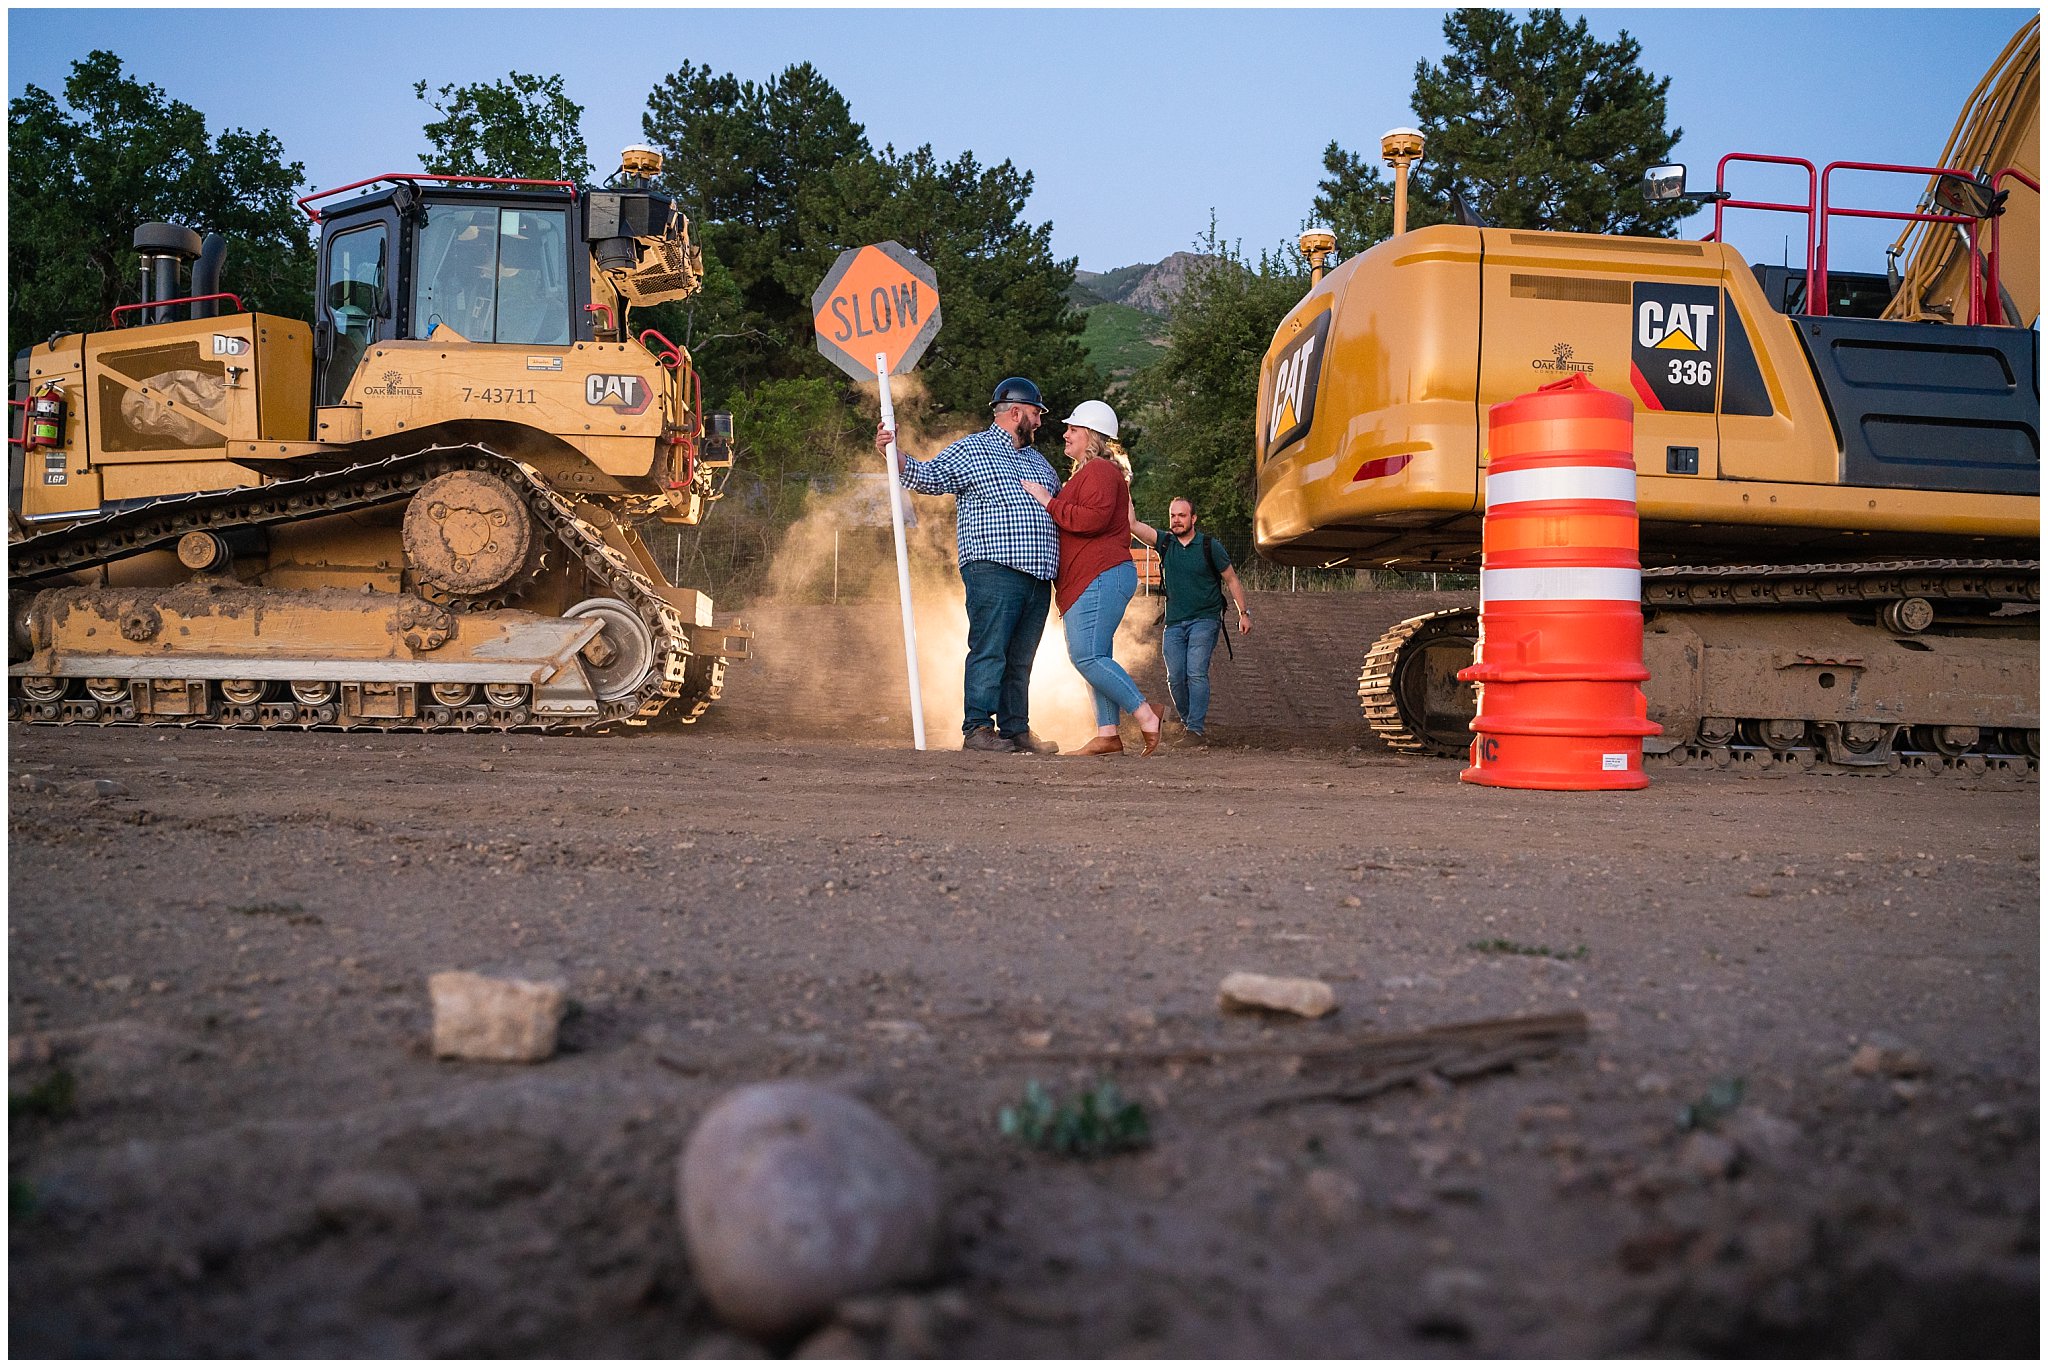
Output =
[{"x1": 311, "y1": 183, "x2": 585, "y2": 406}]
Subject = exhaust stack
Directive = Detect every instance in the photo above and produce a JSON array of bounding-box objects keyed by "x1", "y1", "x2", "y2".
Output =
[{"x1": 133, "y1": 222, "x2": 204, "y2": 324}]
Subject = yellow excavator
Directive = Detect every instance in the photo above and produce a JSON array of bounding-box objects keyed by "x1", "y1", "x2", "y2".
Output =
[
  {"x1": 1254, "y1": 18, "x2": 2038, "y2": 775},
  {"x1": 9, "y1": 146, "x2": 750, "y2": 732}
]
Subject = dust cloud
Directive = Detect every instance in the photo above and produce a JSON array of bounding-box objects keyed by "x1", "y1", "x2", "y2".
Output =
[{"x1": 759, "y1": 379, "x2": 1161, "y2": 748}]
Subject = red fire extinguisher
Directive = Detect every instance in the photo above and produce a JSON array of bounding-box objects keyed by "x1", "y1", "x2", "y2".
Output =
[{"x1": 23, "y1": 383, "x2": 67, "y2": 450}]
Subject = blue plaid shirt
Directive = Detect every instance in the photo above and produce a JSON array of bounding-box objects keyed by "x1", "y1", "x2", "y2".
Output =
[{"x1": 900, "y1": 425, "x2": 1062, "y2": 580}]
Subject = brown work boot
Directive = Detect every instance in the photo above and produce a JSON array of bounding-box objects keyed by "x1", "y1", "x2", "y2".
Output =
[
  {"x1": 1074, "y1": 734, "x2": 1124, "y2": 756},
  {"x1": 1005, "y1": 730, "x2": 1060, "y2": 755},
  {"x1": 962, "y1": 728, "x2": 1015, "y2": 753}
]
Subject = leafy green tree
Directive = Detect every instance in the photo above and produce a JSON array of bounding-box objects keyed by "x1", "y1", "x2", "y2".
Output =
[
  {"x1": 1407, "y1": 9, "x2": 1684, "y2": 235},
  {"x1": 1124, "y1": 219, "x2": 1306, "y2": 553},
  {"x1": 843, "y1": 144, "x2": 1096, "y2": 425},
  {"x1": 415, "y1": 72, "x2": 592, "y2": 183},
  {"x1": 642, "y1": 61, "x2": 875, "y2": 389},
  {"x1": 641, "y1": 59, "x2": 1096, "y2": 442},
  {"x1": 8, "y1": 51, "x2": 313, "y2": 355}
]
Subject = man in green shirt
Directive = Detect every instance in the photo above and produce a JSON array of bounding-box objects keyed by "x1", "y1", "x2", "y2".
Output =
[{"x1": 1131, "y1": 498, "x2": 1250, "y2": 742}]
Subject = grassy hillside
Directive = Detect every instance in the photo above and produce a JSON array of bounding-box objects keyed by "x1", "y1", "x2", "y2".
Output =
[{"x1": 1079, "y1": 301, "x2": 1166, "y2": 381}]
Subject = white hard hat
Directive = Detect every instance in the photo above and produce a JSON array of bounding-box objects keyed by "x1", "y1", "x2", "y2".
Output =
[{"x1": 1063, "y1": 399, "x2": 1119, "y2": 440}]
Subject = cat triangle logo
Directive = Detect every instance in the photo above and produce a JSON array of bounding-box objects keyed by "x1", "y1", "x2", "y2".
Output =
[
  {"x1": 1652, "y1": 324, "x2": 1704, "y2": 352},
  {"x1": 1269, "y1": 395, "x2": 1299, "y2": 444}
]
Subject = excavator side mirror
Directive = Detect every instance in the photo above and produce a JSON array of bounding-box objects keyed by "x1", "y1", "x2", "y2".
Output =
[
  {"x1": 1642, "y1": 164, "x2": 1688, "y2": 202},
  {"x1": 1931, "y1": 172, "x2": 2004, "y2": 220}
]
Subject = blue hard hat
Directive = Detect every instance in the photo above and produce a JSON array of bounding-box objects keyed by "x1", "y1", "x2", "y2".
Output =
[{"x1": 990, "y1": 376, "x2": 1046, "y2": 411}]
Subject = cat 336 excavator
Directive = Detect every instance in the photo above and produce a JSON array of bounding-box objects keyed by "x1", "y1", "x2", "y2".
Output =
[
  {"x1": 9, "y1": 145, "x2": 748, "y2": 733},
  {"x1": 1255, "y1": 18, "x2": 2039, "y2": 775}
]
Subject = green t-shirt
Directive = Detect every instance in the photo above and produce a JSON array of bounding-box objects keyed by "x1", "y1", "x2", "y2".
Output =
[{"x1": 1157, "y1": 531, "x2": 1230, "y2": 624}]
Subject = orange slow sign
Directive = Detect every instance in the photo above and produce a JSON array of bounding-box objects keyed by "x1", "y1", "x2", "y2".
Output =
[{"x1": 811, "y1": 241, "x2": 942, "y2": 380}]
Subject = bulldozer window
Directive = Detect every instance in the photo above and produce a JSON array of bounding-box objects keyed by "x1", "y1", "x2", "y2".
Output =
[
  {"x1": 411, "y1": 206, "x2": 568, "y2": 346},
  {"x1": 321, "y1": 224, "x2": 387, "y2": 405}
]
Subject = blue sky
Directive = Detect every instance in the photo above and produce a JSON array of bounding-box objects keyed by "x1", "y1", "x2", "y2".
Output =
[{"x1": 8, "y1": 7, "x2": 2032, "y2": 274}]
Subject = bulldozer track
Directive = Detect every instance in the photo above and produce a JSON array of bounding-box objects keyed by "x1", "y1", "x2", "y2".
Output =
[
  {"x1": 8, "y1": 446, "x2": 723, "y2": 734},
  {"x1": 1358, "y1": 561, "x2": 2039, "y2": 779}
]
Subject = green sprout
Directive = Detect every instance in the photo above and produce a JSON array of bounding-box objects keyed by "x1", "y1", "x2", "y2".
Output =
[
  {"x1": 1677, "y1": 1076, "x2": 1748, "y2": 1131},
  {"x1": 10, "y1": 1069, "x2": 77, "y2": 1122},
  {"x1": 999, "y1": 1079, "x2": 1151, "y2": 1157}
]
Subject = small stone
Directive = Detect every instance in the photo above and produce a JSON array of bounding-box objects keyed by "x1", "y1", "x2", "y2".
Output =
[
  {"x1": 884, "y1": 1295, "x2": 942, "y2": 1357},
  {"x1": 18, "y1": 775, "x2": 56, "y2": 794},
  {"x1": 1016, "y1": 1029, "x2": 1052, "y2": 1050},
  {"x1": 1341, "y1": 895, "x2": 1363, "y2": 908},
  {"x1": 687, "y1": 1331, "x2": 770, "y2": 1359},
  {"x1": 679, "y1": 1082, "x2": 941, "y2": 1341},
  {"x1": 1678, "y1": 1131, "x2": 1739, "y2": 1180},
  {"x1": 1217, "y1": 971, "x2": 1336, "y2": 1019},
  {"x1": 1303, "y1": 1167, "x2": 1364, "y2": 1223},
  {"x1": 1120, "y1": 1007, "x2": 1159, "y2": 1032},
  {"x1": 314, "y1": 1170, "x2": 424, "y2": 1231},
  {"x1": 99, "y1": 974, "x2": 135, "y2": 995},
  {"x1": 428, "y1": 970, "x2": 567, "y2": 1063},
  {"x1": 1722, "y1": 1107, "x2": 1801, "y2": 1163},
  {"x1": 792, "y1": 1324, "x2": 869, "y2": 1359},
  {"x1": 480, "y1": 761, "x2": 495, "y2": 772},
  {"x1": 1850, "y1": 1036, "x2": 1931, "y2": 1078},
  {"x1": 93, "y1": 778, "x2": 130, "y2": 798},
  {"x1": 1387, "y1": 1191, "x2": 1432, "y2": 1222},
  {"x1": 1634, "y1": 1071, "x2": 1672, "y2": 1096}
]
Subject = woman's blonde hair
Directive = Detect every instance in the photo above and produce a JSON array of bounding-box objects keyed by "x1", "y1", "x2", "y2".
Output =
[{"x1": 1075, "y1": 429, "x2": 1133, "y2": 479}]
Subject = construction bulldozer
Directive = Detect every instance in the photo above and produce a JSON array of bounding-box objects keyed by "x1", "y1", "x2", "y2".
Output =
[
  {"x1": 9, "y1": 146, "x2": 749, "y2": 733},
  {"x1": 1254, "y1": 19, "x2": 2039, "y2": 776}
]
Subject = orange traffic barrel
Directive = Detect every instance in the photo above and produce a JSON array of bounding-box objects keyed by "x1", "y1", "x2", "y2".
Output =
[{"x1": 1459, "y1": 375, "x2": 1660, "y2": 790}]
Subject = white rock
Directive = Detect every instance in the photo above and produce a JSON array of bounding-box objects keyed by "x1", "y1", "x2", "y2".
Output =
[
  {"x1": 428, "y1": 970, "x2": 567, "y2": 1063},
  {"x1": 679, "y1": 1082, "x2": 941, "y2": 1341},
  {"x1": 1218, "y1": 971, "x2": 1336, "y2": 1019}
]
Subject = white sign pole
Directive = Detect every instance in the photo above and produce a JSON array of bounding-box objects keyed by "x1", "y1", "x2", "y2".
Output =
[{"x1": 876, "y1": 351, "x2": 927, "y2": 751}]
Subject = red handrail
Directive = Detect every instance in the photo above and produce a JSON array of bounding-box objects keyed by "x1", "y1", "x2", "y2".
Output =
[
  {"x1": 1816, "y1": 160, "x2": 1978, "y2": 320},
  {"x1": 1988, "y1": 168, "x2": 2039, "y2": 326},
  {"x1": 110, "y1": 292, "x2": 246, "y2": 327},
  {"x1": 1710, "y1": 154, "x2": 1818, "y2": 286},
  {"x1": 8, "y1": 397, "x2": 29, "y2": 450},
  {"x1": 583, "y1": 302, "x2": 616, "y2": 335},
  {"x1": 297, "y1": 172, "x2": 578, "y2": 222},
  {"x1": 637, "y1": 327, "x2": 683, "y2": 369}
]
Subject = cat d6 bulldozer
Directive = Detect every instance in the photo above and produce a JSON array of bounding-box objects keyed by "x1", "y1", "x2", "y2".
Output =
[{"x1": 9, "y1": 147, "x2": 749, "y2": 733}]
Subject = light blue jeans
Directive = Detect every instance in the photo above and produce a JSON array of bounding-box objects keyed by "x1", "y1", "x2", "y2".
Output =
[
  {"x1": 1162, "y1": 614, "x2": 1222, "y2": 733},
  {"x1": 1061, "y1": 560, "x2": 1145, "y2": 728}
]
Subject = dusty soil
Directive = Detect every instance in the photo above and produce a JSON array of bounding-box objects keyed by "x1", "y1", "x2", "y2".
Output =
[{"x1": 8, "y1": 591, "x2": 2039, "y2": 1357}]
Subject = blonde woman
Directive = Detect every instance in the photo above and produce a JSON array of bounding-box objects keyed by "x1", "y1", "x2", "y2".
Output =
[{"x1": 1020, "y1": 401, "x2": 1163, "y2": 756}]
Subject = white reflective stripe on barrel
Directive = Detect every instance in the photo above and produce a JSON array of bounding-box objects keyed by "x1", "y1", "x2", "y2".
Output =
[
  {"x1": 1485, "y1": 465, "x2": 1636, "y2": 507},
  {"x1": 1480, "y1": 566, "x2": 1642, "y2": 604}
]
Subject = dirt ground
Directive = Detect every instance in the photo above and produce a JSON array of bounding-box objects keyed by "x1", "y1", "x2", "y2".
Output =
[{"x1": 8, "y1": 590, "x2": 2039, "y2": 1357}]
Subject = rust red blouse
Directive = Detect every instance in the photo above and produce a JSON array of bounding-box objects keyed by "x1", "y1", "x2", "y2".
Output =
[{"x1": 1044, "y1": 457, "x2": 1132, "y2": 613}]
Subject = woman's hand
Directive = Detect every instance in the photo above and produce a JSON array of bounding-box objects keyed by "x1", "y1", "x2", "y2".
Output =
[{"x1": 1020, "y1": 479, "x2": 1052, "y2": 508}]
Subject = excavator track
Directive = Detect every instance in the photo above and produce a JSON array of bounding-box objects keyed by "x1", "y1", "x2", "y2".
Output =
[
  {"x1": 1359, "y1": 561, "x2": 2038, "y2": 778},
  {"x1": 8, "y1": 445, "x2": 729, "y2": 734}
]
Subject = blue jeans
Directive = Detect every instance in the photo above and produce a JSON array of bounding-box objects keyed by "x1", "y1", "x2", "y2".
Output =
[
  {"x1": 1162, "y1": 615, "x2": 1222, "y2": 733},
  {"x1": 1061, "y1": 560, "x2": 1144, "y2": 727},
  {"x1": 961, "y1": 560, "x2": 1051, "y2": 738}
]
